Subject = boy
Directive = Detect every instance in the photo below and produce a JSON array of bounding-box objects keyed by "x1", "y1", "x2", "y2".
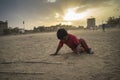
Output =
[{"x1": 51, "y1": 28, "x2": 94, "y2": 56}]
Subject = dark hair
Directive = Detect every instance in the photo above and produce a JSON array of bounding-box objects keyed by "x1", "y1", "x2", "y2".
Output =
[{"x1": 57, "y1": 28, "x2": 68, "y2": 39}]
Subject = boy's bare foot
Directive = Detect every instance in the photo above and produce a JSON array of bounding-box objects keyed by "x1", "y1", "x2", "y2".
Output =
[{"x1": 87, "y1": 48, "x2": 94, "y2": 54}]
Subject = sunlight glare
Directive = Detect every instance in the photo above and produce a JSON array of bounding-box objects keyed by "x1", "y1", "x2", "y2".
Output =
[{"x1": 64, "y1": 7, "x2": 89, "y2": 21}]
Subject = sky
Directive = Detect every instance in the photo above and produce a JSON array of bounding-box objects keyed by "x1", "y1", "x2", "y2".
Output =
[{"x1": 0, "y1": 0, "x2": 120, "y2": 30}]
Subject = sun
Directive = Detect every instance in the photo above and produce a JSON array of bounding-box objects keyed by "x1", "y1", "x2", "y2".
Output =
[{"x1": 63, "y1": 7, "x2": 89, "y2": 21}]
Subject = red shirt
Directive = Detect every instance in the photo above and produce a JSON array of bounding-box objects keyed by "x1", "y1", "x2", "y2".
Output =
[{"x1": 58, "y1": 34, "x2": 80, "y2": 52}]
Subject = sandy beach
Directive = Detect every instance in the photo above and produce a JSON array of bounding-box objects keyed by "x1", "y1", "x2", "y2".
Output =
[{"x1": 0, "y1": 28, "x2": 120, "y2": 80}]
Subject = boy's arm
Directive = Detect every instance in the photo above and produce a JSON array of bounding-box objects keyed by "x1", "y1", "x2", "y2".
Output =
[
  {"x1": 52, "y1": 47, "x2": 61, "y2": 55},
  {"x1": 51, "y1": 41, "x2": 63, "y2": 56}
]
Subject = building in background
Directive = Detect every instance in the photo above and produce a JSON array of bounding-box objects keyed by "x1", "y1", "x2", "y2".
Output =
[
  {"x1": 0, "y1": 21, "x2": 8, "y2": 35},
  {"x1": 87, "y1": 18, "x2": 96, "y2": 29}
]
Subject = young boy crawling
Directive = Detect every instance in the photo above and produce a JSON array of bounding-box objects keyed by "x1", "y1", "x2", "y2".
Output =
[{"x1": 51, "y1": 28, "x2": 94, "y2": 56}]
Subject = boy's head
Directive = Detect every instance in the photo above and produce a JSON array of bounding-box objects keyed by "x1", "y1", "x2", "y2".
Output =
[{"x1": 57, "y1": 28, "x2": 68, "y2": 40}]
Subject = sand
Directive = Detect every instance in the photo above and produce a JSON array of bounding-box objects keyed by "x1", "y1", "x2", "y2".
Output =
[{"x1": 0, "y1": 28, "x2": 120, "y2": 80}]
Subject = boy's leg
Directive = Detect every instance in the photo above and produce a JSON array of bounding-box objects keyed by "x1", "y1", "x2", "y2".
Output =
[
  {"x1": 79, "y1": 38, "x2": 94, "y2": 54},
  {"x1": 79, "y1": 38, "x2": 90, "y2": 53}
]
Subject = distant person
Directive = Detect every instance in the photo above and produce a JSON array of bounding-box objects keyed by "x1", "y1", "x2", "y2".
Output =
[
  {"x1": 51, "y1": 28, "x2": 94, "y2": 56},
  {"x1": 102, "y1": 24, "x2": 106, "y2": 32}
]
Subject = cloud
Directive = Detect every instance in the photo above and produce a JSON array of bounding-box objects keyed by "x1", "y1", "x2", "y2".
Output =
[
  {"x1": 0, "y1": 0, "x2": 119, "y2": 29},
  {"x1": 53, "y1": 0, "x2": 119, "y2": 12},
  {"x1": 1, "y1": 0, "x2": 118, "y2": 18},
  {"x1": 47, "y1": 0, "x2": 56, "y2": 3}
]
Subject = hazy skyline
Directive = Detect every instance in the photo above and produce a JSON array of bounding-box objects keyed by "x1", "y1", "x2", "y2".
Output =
[{"x1": 0, "y1": 0, "x2": 120, "y2": 30}]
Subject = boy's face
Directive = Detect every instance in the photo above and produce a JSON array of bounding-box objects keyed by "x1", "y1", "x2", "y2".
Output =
[{"x1": 61, "y1": 35, "x2": 68, "y2": 41}]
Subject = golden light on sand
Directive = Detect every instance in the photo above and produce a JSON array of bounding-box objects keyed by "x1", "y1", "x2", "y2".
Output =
[{"x1": 63, "y1": 7, "x2": 89, "y2": 21}]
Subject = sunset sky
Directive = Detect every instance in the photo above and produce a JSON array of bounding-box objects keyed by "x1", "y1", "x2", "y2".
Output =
[{"x1": 0, "y1": 0, "x2": 120, "y2": 30}]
